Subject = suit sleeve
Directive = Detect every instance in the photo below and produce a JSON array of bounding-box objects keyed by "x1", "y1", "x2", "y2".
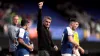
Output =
[
  {"x1": 49, "y1": 31, "x2": 55, "y2": 47},
  {"x1": 37, "y1": 8, "x2": 42, "y2": 37}
]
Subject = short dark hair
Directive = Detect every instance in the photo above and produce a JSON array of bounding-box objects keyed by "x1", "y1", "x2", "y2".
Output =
[
  {"x1": 69, "y1": 19, "x2": 79, "y2": 23},
  {"x1": 21, "y1": 19, "x2": 29, "y2": 26}
]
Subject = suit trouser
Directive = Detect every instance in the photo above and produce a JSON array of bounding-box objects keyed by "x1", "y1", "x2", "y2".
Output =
[{"x1": 39, "y1": 50, "x2": 50, "y2": 56}]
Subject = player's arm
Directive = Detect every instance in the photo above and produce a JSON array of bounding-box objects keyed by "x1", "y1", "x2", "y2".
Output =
[
  {"x1": 68, "y1": 35, "x2": 79, "y2": 46},
  {"x1": 18, "y1": 38, "x2": 33, "y2": 51},
  {"x1": 18, "y1": 29, "x2": 33, "y2": 51},
  {"x1": 77, "y1": 32, "x2": 85, "y2": 54},
  {"x1": 78, "y1": 46, "x2": 85, "y2": 54},
  {"x1": 67, "y1": 28, "x2": 79, "y2": 46}
]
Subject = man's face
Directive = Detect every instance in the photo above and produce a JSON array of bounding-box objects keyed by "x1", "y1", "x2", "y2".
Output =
[
  {"x1": 13, "y1": 16, "x2": 19, "y2": 25},
  {"x1": 26, "y1": 23, "x2": 30, "y2": 29},
  {"x1": 43, "y1": 19, "x2": 51, "y2": 28},
  {"x1": 72, "y1": 22, "x2": 79, "y2": 30}
]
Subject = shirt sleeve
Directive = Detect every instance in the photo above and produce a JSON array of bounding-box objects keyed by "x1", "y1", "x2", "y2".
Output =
[
  {"x1": 8, "y1": 25, "x2": 16, "y2": 42},
  {"x1": 67, "y1": 27, "x2": 73, "y2": 36},
  {"x1": 18, "y1": 28, "x2": 25, "y2": 38}
]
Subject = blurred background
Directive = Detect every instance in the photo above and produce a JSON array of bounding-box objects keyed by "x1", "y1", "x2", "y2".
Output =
[{"x1": 0, "y1": 0, "x2": 100, "y2": 56}]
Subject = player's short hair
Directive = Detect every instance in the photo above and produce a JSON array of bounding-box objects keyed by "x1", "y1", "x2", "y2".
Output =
[
  {"x1": 69, "y1": 19, "x2": 79, "y2": 23},
  {"x1": 21, "y1": 19, "x2": 29, "y2": 26}
]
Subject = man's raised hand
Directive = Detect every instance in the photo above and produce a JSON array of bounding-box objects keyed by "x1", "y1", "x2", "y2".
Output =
[{"x1": 38, "y1": 2, "x2": 43, "y2": 9}]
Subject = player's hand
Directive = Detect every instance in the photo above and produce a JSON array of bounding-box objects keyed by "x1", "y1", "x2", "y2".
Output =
[
  {"x1": 38, "y1": 2, "x2": 43, "y2": 9},
  {"x1": 54, "y1": 45, "x2": 58, "y2": 51},
  {"x1": 73, "y1": 48, "x2": 76, "y2": 55},
  {"x1": 28, "y1": 45, "x2": 34, "y2": 51},
  {"x1": 80, "y1": 48, "x2": 85, "y2": 54},
  {"x1": 75, "y1": 43, "x2": 79, "y2": 47},
  {"x1": 30, "y1": 43, "x2": 34, "y2": 51},
  {"x1": 79, "y1": 46, "x2": 85, "y2": 54}
]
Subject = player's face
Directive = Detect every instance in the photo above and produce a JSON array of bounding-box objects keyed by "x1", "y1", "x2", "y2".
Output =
[
  {"x1": 26, "y1": 23, "x2": 30, "y2": 29},
  {"x1": 73, "y1": 22, "x2": 79, "y2": 30},
  {"x1": 13, "y1": 16, "x2": 19, "y2": 25},
  {"x1": 43, "y1": 19, "x2": 51, "y2": 28}
]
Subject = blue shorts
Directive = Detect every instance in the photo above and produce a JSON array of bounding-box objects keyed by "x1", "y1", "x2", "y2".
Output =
[{"x1": 16, "y1": 49, "x2": 29, "y2": 56}]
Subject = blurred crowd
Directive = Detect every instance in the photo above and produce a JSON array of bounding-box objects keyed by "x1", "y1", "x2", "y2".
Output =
[{"x1": 0, "y1": 1, "x2": 35, "y2": 33}]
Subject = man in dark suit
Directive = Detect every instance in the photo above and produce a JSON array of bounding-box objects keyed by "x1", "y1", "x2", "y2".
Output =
[{"x1": 37, "y1": 2, "x2": 58, "y2": 56}]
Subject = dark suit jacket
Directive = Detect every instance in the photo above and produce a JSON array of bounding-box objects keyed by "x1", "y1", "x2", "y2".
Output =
[{"x1": 37, "y1": 9, "x2": 54, "y2": 51}]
